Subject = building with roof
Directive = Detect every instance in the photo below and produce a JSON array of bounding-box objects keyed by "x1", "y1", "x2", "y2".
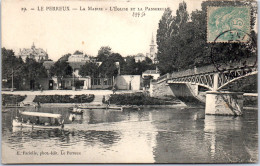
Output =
[
  {"x1": 68, "y1": 51, "x2": 90, "y2": 62},
  {"x1": 134, "y1": 53, "x2": 146, "y2": 63},
  {"x1": 142, "y1": 69, "x2": 160, "y2": 80},
  {"x1": 17, "y1": 43, "x2": 49, "y2": 62}
]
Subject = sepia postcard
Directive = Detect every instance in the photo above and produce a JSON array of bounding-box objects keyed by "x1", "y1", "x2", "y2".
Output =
[{"x1": 1, "y1": 0, "x2": 258, "y2": 164}]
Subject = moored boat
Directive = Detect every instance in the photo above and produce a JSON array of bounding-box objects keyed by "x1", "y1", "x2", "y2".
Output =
[
  {"x1": 70, "y1": 107, "x2": 83, "y2": 114},
  {"x1": 12, "y1": 111, "x2": 64, "y2": 129}
]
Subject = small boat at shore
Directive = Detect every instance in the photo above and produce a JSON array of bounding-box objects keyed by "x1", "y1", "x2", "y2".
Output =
[
  {"x1": 70, "y1": 107, "x2": 83, "y2": 114},
  {"x1": 12, "y1": 111, "x2": 64, "y2": 129}
]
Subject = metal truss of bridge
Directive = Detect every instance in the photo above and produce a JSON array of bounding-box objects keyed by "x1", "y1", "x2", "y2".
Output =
[{"x1": 166, "y1": 66, "x2": 257, "y2": 91}]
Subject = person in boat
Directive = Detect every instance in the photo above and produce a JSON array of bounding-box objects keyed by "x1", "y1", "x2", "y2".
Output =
[
  {"x1": 27, "y1": 119, "x2": 31, "y2": 124},
  {"x1": 44, "y1": 117, "x2": 52, "y2": 126},
  {"x1": 102, "y1": 95, "x2": 106, "y2": 104},
  {"x1": 54, "y1": 118, "x2": 60, "y2": 125},
  {"x1": 14, "y1": 116, "x2": 19, "y2": 123},
  {"x1": 36, "y1": 116, "x2": 40, "y2": 125}
]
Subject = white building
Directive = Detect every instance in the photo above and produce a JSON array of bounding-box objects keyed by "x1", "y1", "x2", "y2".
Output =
[
  {"x1": 17, "y1": 43, "x2": 48, "y2": 62},
  {"x1": 142, "y1": 69, "x2": 160, "y2": 80},
  {"x1": 134, "y1": 53, "x2": 146, "y2": 63},
  {"x1": 68, "y1": 50, "x2": 90, "y2": 62}
]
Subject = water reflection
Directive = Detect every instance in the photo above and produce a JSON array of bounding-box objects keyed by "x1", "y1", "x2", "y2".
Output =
[
  {"x1": 204, "y1": 115, "x2": 257, "y2": 163},
  {"x1": 2, "y1": 106, "x2": 258, "y2": 163},
  {"x1": 2, "y1": 107, "x2": 157, "y2": 163}
]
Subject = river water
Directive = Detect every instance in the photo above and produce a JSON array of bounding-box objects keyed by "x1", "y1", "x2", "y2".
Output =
[{"x1": 2, "y1": 106, "x2": 258, "y2": 163}]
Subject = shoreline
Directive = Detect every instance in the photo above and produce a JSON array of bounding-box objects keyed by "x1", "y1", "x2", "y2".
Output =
[{"x1": 39, "y1": 103, "x2": 188, "y2": 108}]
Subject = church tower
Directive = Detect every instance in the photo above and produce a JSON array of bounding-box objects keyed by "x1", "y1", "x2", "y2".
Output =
[
  {"x1": 31, "y1": 42, "x2": 36, "y2": 49},
  {"x1": 149, "y1": 34, "x2": 157, "y2": 63}
]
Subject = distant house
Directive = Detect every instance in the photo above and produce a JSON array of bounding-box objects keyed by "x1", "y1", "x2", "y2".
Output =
[
  {"x1": 68, "y1": 61, "x2": 85, "y2": 77},
  {"x1": 142, "y1": 69, "x2": 160, "y2": 80},
  {"x1": 17, "y1": 43, "x2": 48, "y2": 62},
  {"x1": 41, "y1": 61, "x2": 91, "y2": 90},
  {"x1": 134, "y1": 53, "x2": 146, "y2": 63},
  {"x1": 68, "y1": 50, "x2": 90, "y2": 62}
]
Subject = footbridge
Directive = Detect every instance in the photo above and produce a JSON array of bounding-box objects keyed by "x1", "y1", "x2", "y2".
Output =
[{"x1": 153, "y1": 65, "x2": 257, "y2": 116}]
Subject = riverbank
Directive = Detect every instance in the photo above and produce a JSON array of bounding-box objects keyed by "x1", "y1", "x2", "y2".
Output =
[
  {"x1": 109, "y1": 93, "x2": 185, "y2": 106},
  {"x1": 33, "y1": 94, "x2": 94, "y2": 103},
  {"x1": 37, "y1": 103, "x2": 188, "y2": 108},
  {"x1": 2, "y1": 90, "x2": 257, "y2": 109}
]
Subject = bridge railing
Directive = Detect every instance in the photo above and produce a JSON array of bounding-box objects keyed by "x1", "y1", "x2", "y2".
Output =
[
  {"x1": 156, "y1": 73, "x2": 172, "y2": 83},
  {"x1": 171, "y1": 65, "x2": 217, "y2": 78}
]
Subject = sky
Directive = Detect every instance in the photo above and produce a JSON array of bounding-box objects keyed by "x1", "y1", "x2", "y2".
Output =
[{"x1": 2, "y1": 0, "x2": 203, "y2": 61}]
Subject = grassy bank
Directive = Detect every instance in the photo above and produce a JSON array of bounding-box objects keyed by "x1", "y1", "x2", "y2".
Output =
[
  {"x1": 33, "y1": 94, "x2": 94, "y2": 103},
  {"x1": 2, "y1": 94, "x2": 27, "y2": 105},
  {"x1": 109, "y1": 93, "x2": 181, "y2": 105},
  {"x1": 244, "y1": 96, "x2": 258, "y2": 107}
]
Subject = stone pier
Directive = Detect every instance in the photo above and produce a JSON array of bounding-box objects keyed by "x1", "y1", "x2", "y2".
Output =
[{"x1": 205, "y1": 91, "x2": 244, "y2": 116}]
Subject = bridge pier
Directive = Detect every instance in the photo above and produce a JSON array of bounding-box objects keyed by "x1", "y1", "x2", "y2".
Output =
[{"x1": 205, "y1": 91, "x2": 244, "y2": 116}]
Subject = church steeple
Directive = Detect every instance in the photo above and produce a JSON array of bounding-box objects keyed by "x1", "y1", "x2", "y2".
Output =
[
  {"x1": 31, "y1": 42, "x2": 35, "y2": 49},
  {"x1": 148, "y1": 33, "x2": 158, "y2": 63},
  {"x1": 149, "y1": 33, "x2": 155, "y2": 58},
  {"x1": 150, "y1": 33, "x2": 155, "y2": 46}
]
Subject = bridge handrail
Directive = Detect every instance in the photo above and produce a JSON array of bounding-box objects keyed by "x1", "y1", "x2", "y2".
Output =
[
  {"x1": 156, "y1": 73, "x2": 170, "y2": 82},
  {"x1": 170, "y1": 65, "x2": 257, "y2": 79}
]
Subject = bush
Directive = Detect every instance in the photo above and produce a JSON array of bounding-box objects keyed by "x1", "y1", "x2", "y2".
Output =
[
  {"x1": 109, "y1": 93, "x2": 179, "y2": 105},
  {"x1": 244, "y1": 96, "x2": 257, "y2": 107},
  {"x1": 33, "y1": 94, "x2": 95, "y2": 103},
  {"x1": 2, "y1": 94, "x2": 27, "y2": 105}
]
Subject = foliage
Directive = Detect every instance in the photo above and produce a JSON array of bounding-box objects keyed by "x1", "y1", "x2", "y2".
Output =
[
  {"x1": 244, "y1": 96, "x2": 257, "y2": 107},
  {"x1": 33, "y1": 94, "x2": 95, "y2": 103},
  {"x1": 50, "y1": 60, "x2": 72, "y2": 78},
  {"x1": 99, "y1": 59, "x2": 118, "y2": 77},
  {"x1": 121, "y1": 56, "x2": 156, "y2": 75},
  {"x1": 58, "y1": 53, "x2": 71, "y2": 62},
  {"x1": 2, "y1": 48, "x2": 25, "y2": 89},
  {"x1": 109, "y1": 93, "x2": 180, "y2": 105},
  {"x1": 2, "y1": 94, "x2": 27, "y2": 105},
  {"x1": 79, "y1": 46, "x2": 156, "y2": 77},
  {"x1": 79, "y1": 62, "x2": 99, "y2": 77},
  {"x1": 50, "y1": 60, "x2": 73, "y2": 89},
  {"x1": 2, "y1": 48, "x2": 48, "y2": 90},
  {"x1": 97, "y1": 46, "x2": 112, "y2": 62},
  {"x1": 156, "y1": 1, "x2": 257, "y2": 74},
  {"x1": 24, "y1": 57, "x2": 48, "y2": 81}
]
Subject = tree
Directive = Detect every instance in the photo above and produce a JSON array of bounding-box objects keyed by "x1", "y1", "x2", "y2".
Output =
[
  {"x1": 50, "y1": 60, "x2": 72, "y2": 89},
  {"x1": 97, "y1": 46, "x2": 112, "y2": 62},
  {"x1": 156, "y1": 1, "x2": 257, "y2": 73},
  {"x1": 156, "y1": 8, "x2": 175, "y2": 74},
  {"x1": 79, "y1": 62, "x2": 99, "y2": 77},
  {"x1": 23, "y1": 58, "x2": 48, "y2": 90},
  {"x1": 2, "y1": 48, "x2": 48, "y2": 90},
  {"x1": 99, "y1": 59, "x2": 118, "y2": 77},
  {"x1": 121, "y1": 56, "x2": 137, "y2": 75},
  {"x1": 58, "y1": 53, "x2": 71, "y2": 62},
  {"x1": 120, "y1": 56, "x2": 156, "y2": 75},
  {"x1": 108, "y1": 53, "x2": 126, "y2": 75},
  {"x1": 145, "y1": 57, "x2": 153, "y2": 64},
  {"x1": 2, "y1": 48, "x2": 25, "y2": 89}
]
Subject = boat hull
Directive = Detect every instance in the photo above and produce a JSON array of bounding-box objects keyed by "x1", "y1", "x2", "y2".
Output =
[{"x1": 12, "y1": 120, "x2": 62, "y2": 129}]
